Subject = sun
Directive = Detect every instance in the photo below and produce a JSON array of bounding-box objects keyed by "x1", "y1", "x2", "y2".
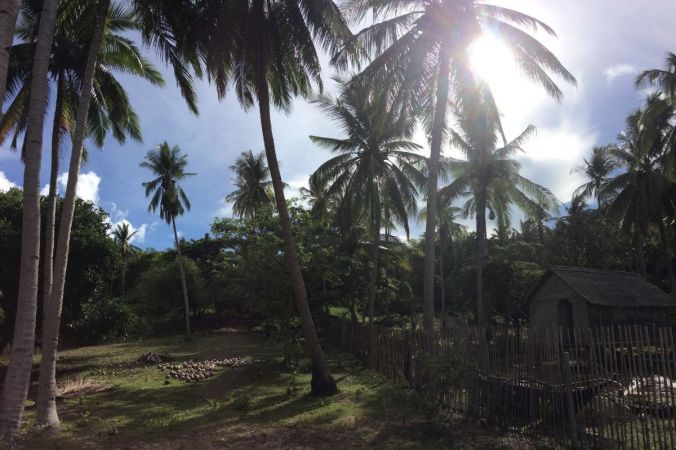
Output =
[{"x1": 469, "y1": 33, "x2": 546, "y2": 118}]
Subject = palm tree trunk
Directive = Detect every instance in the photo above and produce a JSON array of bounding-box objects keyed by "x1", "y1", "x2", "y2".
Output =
[
  {"x1": 439, "y1": 230, "x2": 447, "y2": 328},
  {"x1": 636, "y1": 230, "x2": 647, "y2": 277},
  {"x1": 121, "y1": 252, "x2": 127, "y2": 296},
  {"x1": 36, "y1": 0, "x2": 110, "y2": 429},
  {"x1": 257, "y1": 80, "x2": 337, "y2": 395},
  {"x1": 0, "y1": 0, "x2": 59, "y2": 441},
  {"x1": 476, "y1": 196, "x2": 487, "y2": 325},
  {"x1": 659, "y1": 220, "x2": 675, "y2": 299},
  {"x1": 40, "y1": 69, "x2": 65, "y2": 344},
  {"x1": 423, "y1": 41, "x2": 451, "y2": 337},
  {"x1": 172, "y1": 217, "x2": 191, "y2": 339},
  {"x1": 0, "y1": 0, "x2": 21, "y2": 114},
  {"x1": 367, "y1": 189, "x2": 381, "y2": 366}
]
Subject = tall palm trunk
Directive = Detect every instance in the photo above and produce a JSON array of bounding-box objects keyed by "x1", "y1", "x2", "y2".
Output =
[
  {"x1": 36, "y1": 0, "x2": 109, "y2": 429},
  {"x1": 476, "y1": 195, "x2": 487, "y2": 325},
  {"x1": 422, "y1": 42, "x2": 451, "y2": 337},
  {"x1": 172, "y1": 217, "x2": 191, "y2": 339},
  {"x1": 41, "y1": 70, "x2": 65, "y2": 347},
  {"x1": 658, "y1": 219, "x2": 675, "y2": 299},
  {"x1": 0, "y1": 0, "x2": 21, "y2": 113},
  {"x1": 636, "y1": 230, "x2": 647, "y2": 277},
  {"x1": 439, "y1": 226, "x2": 448, "y2": 328},
  {"x1": 121, "y1": 252, "x2": 127, "y2": 296},
  {"x1": 367, "y1": 187, "x2": 380, "y2": 366},
  {"x1": 0, "y1": 0, "x2": 59, "y2": 441},
  {"x1": 257, "y1": 78, "x2": 337, "y2": 396}
]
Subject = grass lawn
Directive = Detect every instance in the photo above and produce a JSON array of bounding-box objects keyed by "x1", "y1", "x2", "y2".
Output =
[{"x1": 4, "y1": 330, "x2": 543, "y2": 449}]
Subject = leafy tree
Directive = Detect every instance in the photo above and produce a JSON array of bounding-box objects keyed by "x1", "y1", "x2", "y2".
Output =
[
  {"x1": 0, "y1": 0, "x2": 20, "y2": 111},
  {"x1": 334, "y1": 0, "x2": 575, "y2": 335},
  {"x1": 141, "y1": 142, "x2": 194, "y2": 339},
  {"x1": 636, "y1": 52, "x2": 676, "y2": 101},
  {"x1": 439, "y1": 87, "x2": 557, "y2": 323},
  {"x1": 309, "y1": 79, "x2": 425, "y2": 353},
  {"x1": 198, "y1": 0, "x2": 352, "y2": 395},
  {"x1": 225, "y1": 150, "x2": 274, "y2": 219}
]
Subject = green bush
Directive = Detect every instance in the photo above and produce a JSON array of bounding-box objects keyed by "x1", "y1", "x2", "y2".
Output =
[{"x1": 71, "y1": 296, "x2": 136, "y2": 343}]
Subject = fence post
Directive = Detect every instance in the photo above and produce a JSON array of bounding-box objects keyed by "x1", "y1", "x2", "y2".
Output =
[{"x1": 561, "y1": 351, "x2": 580, "y2": 449}]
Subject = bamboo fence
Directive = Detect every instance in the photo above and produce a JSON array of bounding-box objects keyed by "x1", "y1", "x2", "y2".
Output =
[{"x1": 340, "y1": 320, "x2": 676, "y2": 449}]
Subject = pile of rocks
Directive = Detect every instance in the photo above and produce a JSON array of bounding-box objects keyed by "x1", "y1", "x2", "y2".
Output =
[{"x1": 158, "y1": 358, "x2": 252, "y2": 383}]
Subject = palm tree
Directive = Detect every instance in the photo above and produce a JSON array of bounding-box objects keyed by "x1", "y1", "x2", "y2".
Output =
[
  {"x1": 141, "y1": 142, "x2": 194, "y2": 339},
  {"x1": 572, "y1": 146, "x2": 617, "y2": 208},
  {"x1": 0, "y1": 0, "x2": 20, "y2": 112},
  {"x1": 439, "y1": 88, "x2": 557, "y2": 324},
  {"x1": 112, "y1": 223, "x2": 141, "y2": 295},
  {"x1": 334, "y1": 0, "x2": 575, "y2": 335},
  {"x1": 1, "y1": 11, "x2": 163, "y2": 424},
  {"x1": 604, "y1": 95, "x2": 675, "y2": 286},
  {"x1": 0, "y1": 0, "x2": 59, "y2": 441},
  {"x1": 198, "y1": 0, "x2": 351, "y2": 395},
  {"x1": 226, "y1": 150, "x2": 274, "y2": 219},
  {"x1": 309, "y1": 79, "x2": 425, "y2": 362},
  {"x1": 636, "y1": 52, "x2": 676, "y2": 101},
  {"x1": 418, "y1": 199, "x2": 463, "y2": 324},
  {"x1": 34, "y1": 0, "x2": 164, "y2": 429}
]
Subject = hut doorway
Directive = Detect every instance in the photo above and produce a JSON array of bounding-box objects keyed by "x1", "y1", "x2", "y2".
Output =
[{"x1": 558, "y1": 300, "x2": 574, "y2": 329}]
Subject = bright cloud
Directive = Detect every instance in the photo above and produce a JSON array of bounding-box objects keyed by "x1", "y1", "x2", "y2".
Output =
[
  {"x1": 603, "y1": 64, "x2": 636, "y2": 83},
  {"x1": 0, "y1": 171, "x2": 17, "y2": 192},
  {"x1": 105, "y1": 202, "x2": 150, "y2": 245},
  {"x1": 57, "y1": 170, "x2": 101, "y2": 204}
]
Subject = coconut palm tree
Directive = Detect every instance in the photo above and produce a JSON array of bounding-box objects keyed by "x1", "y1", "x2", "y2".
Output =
[
  {"x1": 604, "y1": 95, "x2": 675, "y2": 286},
  {"x1": 226, "y1": 150, "x2": 274, "y2": 219},
  {"x1": 309, "y1": 79, "x2": 425, "y2": 362},
  {"x1": 334, "y1": 0, "x2": 575, "y2": 335},
  {"x1": 0, "y1": 0, "x2": 59, "y2": 441},
  {"x1": 0, "y1": 0, "x2": 20, "y2": 112},
  {"x1": 572, "y1": 146, "x2": 617, "y2": 208},
  {"x1": 1, "y1": 7, "x2": 162, "y2": 402},
  {"x1": 198, "y1": 0, "x2": 351, "y2": 395},
  {"x1": 141, "y1": 142, "x2": 194, "y2": 339},
  {"x1": 418, "y1": 198, "x2": 463, "y2": 323},
  {"x1": 112, "y1": 223, "x2": 141, "y2": 295},
  {"x1": 439, "y1": 88, "x2": 557, "y2": 324},
  {"x1": 636, "y1": 52, "x2": 676, "y2": 101},
  {"x1": 33, "y1": 0, "x2": 166, "y2": 429}
]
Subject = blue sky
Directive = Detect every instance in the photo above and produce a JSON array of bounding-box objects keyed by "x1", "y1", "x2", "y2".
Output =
[{"x1": 1, "y1": 0, "x2": 675, "y2": 250}]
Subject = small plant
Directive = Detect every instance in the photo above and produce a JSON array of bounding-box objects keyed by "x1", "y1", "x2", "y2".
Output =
[
  {"x1": 286, "y1": 377, "x2": 302, "y2": 396},
  {"x1": 231, "y1": 392, "x2": 250, "y2": 417}
]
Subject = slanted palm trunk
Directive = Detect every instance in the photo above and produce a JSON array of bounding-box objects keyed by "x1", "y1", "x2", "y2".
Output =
[
  {"x1": 0, "y1": 0, "x2": 59, "y2": 440},
  {"x1": 367, "y1": 187, "x2": 381, "y2": 366},
  {"x1": 476, "y1": 195, "x2": 487, "y2": 325},
  {"x1": 36, "y1": 0, "x2": 110, "y2": 429},
  {"x1": 0, "y1": 0, "x2": 21, "y2": 113},
  {"x1": 172, "y1": 217, "x2": 191, "y2": 339},
  {"x1": 423, "y1": 42, "x2": 451, "y2": 337},
  {"x1": 257, "y1": 78, "x2": 337, "y2": 395}
]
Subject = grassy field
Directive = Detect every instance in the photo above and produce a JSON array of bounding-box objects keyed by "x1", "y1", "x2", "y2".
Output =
[{"x1": 4, "y1": 330, "x2": 541, "y2": 449}]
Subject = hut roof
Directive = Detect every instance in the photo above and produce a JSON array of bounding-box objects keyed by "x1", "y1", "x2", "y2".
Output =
[{"x1": 529, "y1": 266, "x2": 676, "y2": 308}]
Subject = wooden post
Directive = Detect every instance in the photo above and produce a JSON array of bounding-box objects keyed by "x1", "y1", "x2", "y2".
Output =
[{"x1": 561, "y1": 351, "x2": 579, "y2": 448}]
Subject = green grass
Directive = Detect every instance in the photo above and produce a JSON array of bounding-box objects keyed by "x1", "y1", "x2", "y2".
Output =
[{"x1": 5, "y1": 331, "x2": 541, "y2": 449}]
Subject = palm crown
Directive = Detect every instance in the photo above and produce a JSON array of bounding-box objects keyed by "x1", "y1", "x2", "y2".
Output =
[
  {"x1": 141, "y1": 142, "x2": 194, "y2": 224},
  {"x1": 226, "y1": 150, "x2": 274, "y2": 219},
  {"x1": 309, "y1": 79, "x2": 426, "y2": 237},
  {"x1": 112, "y1": 222, "x2": 141, "y2": 257}
]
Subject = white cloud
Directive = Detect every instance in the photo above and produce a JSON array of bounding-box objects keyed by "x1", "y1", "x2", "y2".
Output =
[
  {"x1": 57, "y1": 170, "x2": 101, "y2": 204},
  {"x1": 0, "y1": 171, "x2": 17, "y2": 192},
  {"x1": 40, "y1": 184, "x2": 50, "y2": 196},
  {"x1": 603, "y1": 64, "x2": 636, "y2": 83}
]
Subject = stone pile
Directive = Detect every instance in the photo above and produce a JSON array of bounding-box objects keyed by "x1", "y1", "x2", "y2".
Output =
[{"x1": 158, "y1": 358, "x2": 252, "y2": 383}]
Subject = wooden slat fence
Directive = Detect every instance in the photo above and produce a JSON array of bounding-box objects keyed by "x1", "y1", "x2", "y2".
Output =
[{"x1": 340, "y1": 320, "x2": 676, "y2": 449}]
